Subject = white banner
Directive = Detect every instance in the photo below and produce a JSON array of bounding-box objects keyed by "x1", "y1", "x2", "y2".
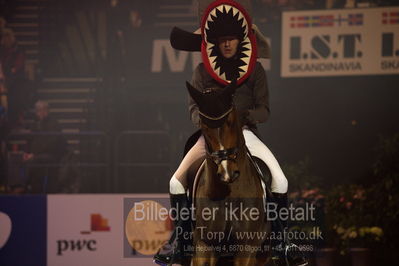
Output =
[
  {"x1": 281, "y1": 7, "x2": 399, "y2": 77},
  {"x1": 47, "y1": 194, "x2": 169, "y2": 266}
]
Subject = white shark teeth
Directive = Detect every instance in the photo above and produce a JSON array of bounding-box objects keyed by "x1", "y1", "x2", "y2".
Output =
[
  {"x1": 238, "y1": 12, "x2": 244, "y2": 23},
  {"x1": 220, "y1": 72, "x2": 227, "y2": 80},
  {"x1": 211, "y1": 59, "x2": 218, "y2": 71},
  {"x1": 242, "y1": 40, "x2": 251, "y2": 48},
  {"x1": 243, "y1": 23, "x2": 248, "y2": 36},
  {"x1": 209, "y1": 8, "x2": 216, "y2": 21},
  {"x1": 206, "y1": 46, "x2": 211, "y2": 55},
  {"x1": 242, "y1": 50, "x2": 251, "y2": 58},
  {"x1": 216, "y1": 5, "x2": 224, "y2": 13},
  {"x1": 239, "y1": 65, "x2": 248, "y2": 72},
  {"x1": 215, "y1": 66, "x2": 221, "y2": 76},
  {"x1": 241, "y1": 57, "x2": 250, "y2": 66},
  {"x1": 210, "y1": 56, "x2": 217, "y2": 64},
  {"x1": 242, "y1": 20, "x2": 248, "y2": 36},
  {"x1": 207, "y1": 43, "x2": 214, "y2": 57},
  {"x1": 232, "y1": 6, "x2": 239, "y2": 17},
  {"x1": 211, "y1": 8, "x2": 217, "y2": 18},
  {"x1": 239, "y1": 65, "x2": 248, "y2": 78},
  {"x1": 242, "y1": 41, "x2": 252, "y2": 57}
]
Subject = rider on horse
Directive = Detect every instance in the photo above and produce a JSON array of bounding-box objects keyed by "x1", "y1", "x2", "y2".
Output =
[{"x1": 155, "y1": 1, "x2": 307, "y2": 265}]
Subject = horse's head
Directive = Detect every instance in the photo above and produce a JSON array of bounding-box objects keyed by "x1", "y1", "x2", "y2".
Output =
[{"x1": 187, "y1": 80, "x2": 245, "y2": 184}]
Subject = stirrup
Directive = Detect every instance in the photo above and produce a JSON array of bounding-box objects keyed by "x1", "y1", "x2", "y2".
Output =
[
  {"x1": 284, "y1": 243, "x2": 309, "y2": 266},
  {"x1": 153, "y1": 252, "x2": 172, "y2": 266},
  {"x1": 153, "y1": 260, "x2": 169, "y2": 266},
  {"x1": 153, "y1": 238, "x2": 176, "y2": 265}
]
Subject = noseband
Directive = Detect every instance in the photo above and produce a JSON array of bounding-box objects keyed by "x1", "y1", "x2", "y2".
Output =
[{"x1": 207, "y1": 146, "x2": 239, "y2": 165}]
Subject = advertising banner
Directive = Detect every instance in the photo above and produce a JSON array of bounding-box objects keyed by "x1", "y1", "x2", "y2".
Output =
[
  {"x1": 47, "y1": 194, "x2": 169, "y2": 266},
  {"x1": 281, "y1": 7, "x2": 399, "y2": 77},
  {"x1": 0, "y1": 196, "x2": 47, "y2": 266}
]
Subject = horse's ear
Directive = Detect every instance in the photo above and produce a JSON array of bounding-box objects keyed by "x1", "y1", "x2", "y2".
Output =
[
  {"x1": 223, "y1": 79, "x2": 237, "y2": 98},
  {"x1": 186, "y1": 81, "x2": 203, "y2": 105}
]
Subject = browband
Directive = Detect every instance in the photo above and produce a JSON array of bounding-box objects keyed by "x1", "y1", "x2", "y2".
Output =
[{"x1": 198, "y1": 107, "x2": 233, "y2": 121}]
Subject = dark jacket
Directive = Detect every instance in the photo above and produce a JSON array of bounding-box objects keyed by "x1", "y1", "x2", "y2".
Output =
[{"x1": 189, "y1": 62, "x2": 270, "y2": 131}]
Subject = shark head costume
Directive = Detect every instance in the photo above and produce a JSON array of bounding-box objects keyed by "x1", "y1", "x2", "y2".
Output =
[{"x1": 170, "y1": 0, "x2": 270, "y2": 86}]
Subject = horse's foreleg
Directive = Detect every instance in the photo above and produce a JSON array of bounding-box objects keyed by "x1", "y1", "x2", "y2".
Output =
[
  {"x1": 233, "y1": 255, "x2": 269, "y2": 266},
  {"x1": 233, "y1": 255, "x2": 257, "y2": 266},
  {"x1": 192, "y1": 256, "x2": 217, "y2": 266},
  {"x1": 255, "y1": 258, "x2": 270, "y2": 266},
  {"x1": 192, "y1": 241, "x2": 217, "y2": 266}
]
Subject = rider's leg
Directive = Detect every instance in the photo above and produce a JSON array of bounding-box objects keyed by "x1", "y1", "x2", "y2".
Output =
[
  {"x1": 242, "y1": 129, "x2": 307, "y2": 266},
  {"x1": 242, "y1": 128, "x2": 288, "y2": 238},
  {"x1": 242, "y1": 129, "x2": 287, "y2": 194},
  {"x1": 171, "y1": 135, "x2": 206, "y2": 191},
  {"x1": 154, "y1": 136, "x2": 206, "y2": 264}
]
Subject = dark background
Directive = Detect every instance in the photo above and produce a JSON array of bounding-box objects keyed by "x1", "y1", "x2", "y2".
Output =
[{"x1": 1, "y1": 0, "x2": 398, "y2": 193}]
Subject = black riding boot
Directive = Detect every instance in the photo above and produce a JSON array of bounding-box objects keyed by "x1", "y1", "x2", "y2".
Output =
[
  {"x1": 271, "y1": 192, "x2": 308, "y2": 266},
  {"x1": 154, "y1": 193, "x2": 192, "y2": 265}
]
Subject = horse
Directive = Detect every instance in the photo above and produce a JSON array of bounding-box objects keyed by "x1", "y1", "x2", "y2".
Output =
[{"x1": 186, "y1": 80, "x2": 271, "y2": 266}]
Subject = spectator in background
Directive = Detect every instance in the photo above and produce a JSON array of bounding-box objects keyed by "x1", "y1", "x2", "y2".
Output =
[
  {"x1": 0, "y1": 105, "x2": 6, "y2": 190},
  {"x1": 0, "y1": 28, "x2": 28, "y2": 129},
  {"x1": 106, "y1": 0, "x2": 143, "y2": 132},
  {"x1": 23, "y1": 101, "x2": 67, "y2": 193},
  {"x1": 0, "y1": 16, "x2": 6, "y2": 43},
  {"x1": 0, "y1": 63, "x2": 7, "y2": 191},
  {"x1": 0, "y1": 61, "x2": 6, "y2": 110}
]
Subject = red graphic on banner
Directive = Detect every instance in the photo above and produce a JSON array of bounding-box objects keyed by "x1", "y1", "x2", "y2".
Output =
[
  {"x1": 91, "y1": 214, "x2": 110, "y2": 231},
  {"x1": 80, "y1": 214, "x2": 111, "y2": 234},
  {"x1": 382, "y1": 12, "x2": 399, "y2": 25}
]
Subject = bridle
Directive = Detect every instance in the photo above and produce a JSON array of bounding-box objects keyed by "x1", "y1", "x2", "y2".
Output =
[
  {"x1": 207, "y1": 146, "x2": 240, "y2": 165},
  {"x1": 198, "y1": 107, "x2": 233, "y2": 121},
  {"x1": 199, "y1": 107, "x2": 242, "y2": 165}
]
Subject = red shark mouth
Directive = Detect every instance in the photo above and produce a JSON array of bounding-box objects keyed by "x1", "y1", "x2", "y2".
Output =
[{"x1": 201, "y1": 1, "x2": 257, "y2": 86}]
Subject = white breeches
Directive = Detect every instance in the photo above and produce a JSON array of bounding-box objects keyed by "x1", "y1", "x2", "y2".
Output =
[{"x1": 170, "y1": 129, "x2": 288, "y2": 194}]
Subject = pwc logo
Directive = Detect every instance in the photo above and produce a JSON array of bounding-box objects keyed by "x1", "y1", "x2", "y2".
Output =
[
  {"x1": 0, "y1": 212, "x2": 12, "y2": 249},
  {"x1": 57, "y1": 214, "x2": 110, "y2": 256}
]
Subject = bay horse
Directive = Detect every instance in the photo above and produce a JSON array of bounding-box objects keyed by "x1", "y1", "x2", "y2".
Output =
[{"x1": 186, "y1": 80, "x2": 271, "y2": 266}]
